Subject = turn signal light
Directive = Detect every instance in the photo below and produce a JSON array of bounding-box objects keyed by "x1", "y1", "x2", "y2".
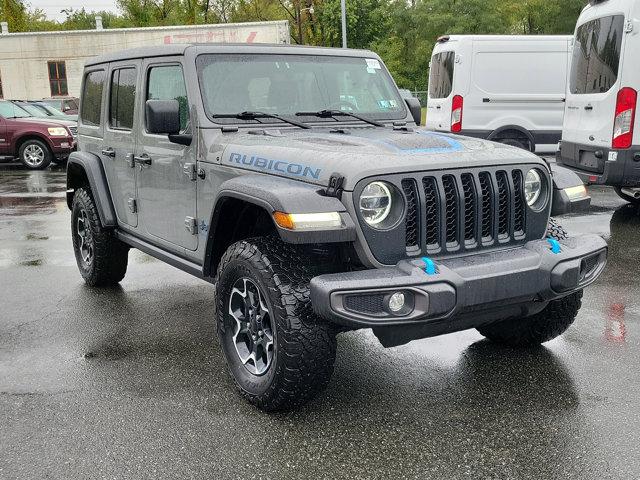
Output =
[{"x1": 273, "y1": 211, "x2": 343, "y2": 231}]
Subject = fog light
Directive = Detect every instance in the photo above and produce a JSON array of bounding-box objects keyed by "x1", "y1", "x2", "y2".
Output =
[{"x1": 388, "y1": 292, "x2": 405, "y2": 312}]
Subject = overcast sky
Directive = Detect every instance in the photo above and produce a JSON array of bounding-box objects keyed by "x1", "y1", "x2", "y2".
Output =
[{"x1": 34, "y1": 0, "x2": 120, "y2": 22}]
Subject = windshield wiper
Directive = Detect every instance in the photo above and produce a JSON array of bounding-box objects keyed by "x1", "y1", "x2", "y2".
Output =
[
  {"x1": 212, "y1": 111, "x2": 310, "y2": 129},
  {"x1": 295, "y1": 109, "x2": 385, "y2": 127}
]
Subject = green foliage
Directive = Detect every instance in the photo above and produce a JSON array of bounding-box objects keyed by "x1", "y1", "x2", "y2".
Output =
[{"x1": 1, "y1": 0, "x2": 588, "y2": 89}]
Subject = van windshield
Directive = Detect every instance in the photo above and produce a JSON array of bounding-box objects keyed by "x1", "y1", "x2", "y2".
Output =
[
  {"x1": 196, "y1": 54, "x2": 406, "y2": 123},
  {"x1": 429, "y1": 51, "x2": 455, "y2": 99},
  {"x1": 570, "y1": 15, "x2": 624, "y2": 94}
]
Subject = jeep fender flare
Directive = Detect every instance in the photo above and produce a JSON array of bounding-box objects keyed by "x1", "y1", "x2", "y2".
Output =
[
  {"x1": 488, "y1": 125, "x2": 535, "y2": 152},
  {"x1": 66, "y1": 151, "x2": 117, "y2": 227},
  {"x1": 203, "y1": 175, "x2": 356, "y2": 277}
]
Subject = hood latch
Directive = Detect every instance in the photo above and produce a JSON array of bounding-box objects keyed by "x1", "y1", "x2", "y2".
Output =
[{"x1": 325, "y1": 173, "x2": 345, "y2": 199}]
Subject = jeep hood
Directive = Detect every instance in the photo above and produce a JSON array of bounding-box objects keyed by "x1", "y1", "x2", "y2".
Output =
[{"x1": 210, "y1": 127, "x2": 546, "y2": 190}]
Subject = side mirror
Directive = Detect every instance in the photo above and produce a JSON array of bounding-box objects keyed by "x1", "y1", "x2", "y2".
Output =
[
  {"x1": 146, "y1": 99, "x2": 181, "y2": 135},
  {"x1": 405, "y1": 97, "x2": 422, "y2": 126}
]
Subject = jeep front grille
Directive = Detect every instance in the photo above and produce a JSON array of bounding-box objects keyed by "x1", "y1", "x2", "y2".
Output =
[{"x1": 402, "y1": 168, "x2": 527, "y2": 256}]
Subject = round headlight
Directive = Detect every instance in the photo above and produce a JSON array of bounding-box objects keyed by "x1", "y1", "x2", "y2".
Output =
[
  {"x1": 525, "y1": 169, "x2": 542, "y2": 206},
  {"x1": 360, "y1": 181, "x2": 392, "y2": 226}
]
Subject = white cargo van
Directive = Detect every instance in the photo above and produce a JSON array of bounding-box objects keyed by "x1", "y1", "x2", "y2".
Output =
[
  {"x1": 558, "y1": 0, "x2": 640, "y2": 204},
  {"x1": 426, "y1": 35, "x2": 572, "y2": 153}
]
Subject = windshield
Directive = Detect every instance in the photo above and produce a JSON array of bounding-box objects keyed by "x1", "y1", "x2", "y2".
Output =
[
  {"x1": 0, "y1": 102, "x2": 32, "y2": 118},
  {"x1": 21, "y1": 104, "x2": 47, "y2": 117},
  {"x1": 39, "y1": 104, "x2": 66, "y2": 116},
  {"x1": 196, "y1": 54, "x2": 406, "y2": 123}
]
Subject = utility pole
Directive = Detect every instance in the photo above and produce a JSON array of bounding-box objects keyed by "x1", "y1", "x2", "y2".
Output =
[{"x1": 341, "y1": 0, "x2": 347, "y2": 48}]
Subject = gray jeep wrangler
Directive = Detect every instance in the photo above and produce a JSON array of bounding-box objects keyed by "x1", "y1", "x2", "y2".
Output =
[{"x1": 67, "y1": 44, "x2": 607, "y2": 411}]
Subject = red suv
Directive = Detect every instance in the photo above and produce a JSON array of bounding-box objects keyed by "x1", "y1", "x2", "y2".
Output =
[{"x1": 0, "y1": 100, "x2": 75, "y2": 169}]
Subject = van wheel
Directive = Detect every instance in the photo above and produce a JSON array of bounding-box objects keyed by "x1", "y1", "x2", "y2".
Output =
[
  {"x1": 71, "y1": 188, "x2": 129, "y2": 286},
  {"x1": 614, "y1": 187, "x2": 640, "y2": 205},
  {"x1": 216, "y1": 236, "x2": 337, "y2": 411},
  {"x1": 19, "y1": 139, "x2": 52, "y2": 170},
  {"x1": 498, "y1": 137, "x2": 531, "y2": 151}
]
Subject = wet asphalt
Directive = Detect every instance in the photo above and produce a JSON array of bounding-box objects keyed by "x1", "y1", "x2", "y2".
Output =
[{"x1": 1, "y1": 163, "x2": 640, "y2": 480}]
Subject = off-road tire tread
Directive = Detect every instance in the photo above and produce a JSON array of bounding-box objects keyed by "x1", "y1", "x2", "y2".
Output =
[
  {"x1": 71, "y1": 188, "x2": 128, "y2": 286},
  {"x1": 216, "y1": 236, "x2": 337, "y2": 411},
  {"x1": 477, "y1": 219, "x2": 581, "y2": 346}
]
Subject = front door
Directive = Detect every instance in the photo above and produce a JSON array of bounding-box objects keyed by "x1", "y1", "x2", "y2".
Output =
[
  {"x1": 135, "y1": 59, "x2": 197, "y2": 251},
  {"x1": 0, "y1": 117, "x2": 7, "y2": 155},
  {"x1": 102, "y1": 61, "x2": 141, "y2": 228}
]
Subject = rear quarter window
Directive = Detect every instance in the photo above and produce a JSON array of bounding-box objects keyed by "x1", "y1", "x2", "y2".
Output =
[
  {"x1": 429, "y1": 51, "x2": 455, "y2": 99},
  {"x1": 570, "y1": 15, "x2": 625, "y2": 94},
  {"x1": 80, "y1": 70, "x2": 105, "y2": 127}
]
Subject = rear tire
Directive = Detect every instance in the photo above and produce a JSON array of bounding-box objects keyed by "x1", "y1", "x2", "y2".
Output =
[
  {"x1": 71, "y1": 188, "x2": 129, "y2": 286},
  {"x1": 18, "y1": 139, "x2": 52, "y2": 170},
  {"x1": 614, "y1": 187, "x2": 640, "y2": 205},
  {"x1": 216, "y1": 236, "x2": 337, "y2": 411},
  {"x1": 497, "y1": 137, "x2": 531, "y2": 151}
]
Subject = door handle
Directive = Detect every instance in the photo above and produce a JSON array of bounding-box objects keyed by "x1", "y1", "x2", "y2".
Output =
[
  {"x1": 101, "y1": 147, "x2": 115, "y2": 157},
  {"x1": 133, "y1": 154, "x2": 152, "y2": 166}
]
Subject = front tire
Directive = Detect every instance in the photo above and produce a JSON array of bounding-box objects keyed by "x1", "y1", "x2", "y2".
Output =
[
  {"x1": 216, "y1": 237, "x2": 337, "y2": 411},
  {"x1": 477, "y1": 219, "x2": 581, "y2": 346},
  {"x1": 71, "y1": 188, "x2": 129, "y2": 286},
  {"x1": 19, "y1": 139, "x2": 52, "y2": 170}
]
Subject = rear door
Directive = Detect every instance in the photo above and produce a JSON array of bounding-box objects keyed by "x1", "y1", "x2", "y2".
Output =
[
  {"x1": 426, "y1": 49, "x2": 456, "y2": 132},
  {"x1": 563, "y1": 10, "x2": 628, "y2": 150},
  {"x1": 102, "y1": 61, "x2": 141, "y2": 228},
  {"x1": 135, "y1": 58, "x2": 198, "y2": 251}
]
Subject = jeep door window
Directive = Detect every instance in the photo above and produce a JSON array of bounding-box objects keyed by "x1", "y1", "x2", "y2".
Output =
[
  {"x1": 429, "y1": 51, "x2": 455, "y2": 99},
  {"x1": 81, "y1": 70, "x2": 105, "y2": 127},
  {"x1": 570, "y1": 15, "x2": 624, "y2": 94},
  {"x1": 146, "y1": 65, "x2": 189, "y2": 133},
  {"x1": 196, "y1": 54, "x2": 406, "y2": 123},
  {"x1": 109, "y1": 68, "x2": 136, "y2": 130}
]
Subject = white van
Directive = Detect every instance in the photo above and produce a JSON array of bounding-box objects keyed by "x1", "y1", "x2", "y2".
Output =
[
  {"x1": 558, "y1": 0, "x2": 640, "y2": 203},
  {"x1": 426, "y1": 35, "x2": 572, "y2": 153}
]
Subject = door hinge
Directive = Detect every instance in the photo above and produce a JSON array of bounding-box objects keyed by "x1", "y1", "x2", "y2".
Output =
[
  {"x1": 128, "y1": 198, "x2": 137, "y2": 213},
  {"x1": 625, "y1": 20, "x2": 634, "y2": 33},
  {"x1": 183, "y1": 163, "x2": 197, "y2": 181},
  {"x1": 185, "y1": 216, "x2": 198, "y2": 235}
]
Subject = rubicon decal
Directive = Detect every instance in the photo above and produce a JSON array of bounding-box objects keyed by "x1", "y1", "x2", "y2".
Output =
[{"x1": 228, "y1": 153, "x2": 321, "y2": 180}]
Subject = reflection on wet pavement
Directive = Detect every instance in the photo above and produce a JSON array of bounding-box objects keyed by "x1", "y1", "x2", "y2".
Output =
[{"x1": 1, "y1": 168, "x2": 640, "y2": 479}]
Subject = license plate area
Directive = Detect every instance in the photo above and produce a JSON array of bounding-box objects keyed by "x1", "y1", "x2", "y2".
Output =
[{"x1": 578, "y1": 150, "x2": 604, "y2": 173}]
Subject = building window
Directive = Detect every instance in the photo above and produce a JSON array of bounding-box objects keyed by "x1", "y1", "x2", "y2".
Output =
[{"x1": 48, "y1": 61, "x2": 68, "y2": 96}]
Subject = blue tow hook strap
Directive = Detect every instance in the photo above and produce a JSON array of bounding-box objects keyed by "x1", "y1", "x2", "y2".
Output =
[
  {"x1": 547, "y1": 238, "x2": 562, "y2": 254},
  {"x1": 422, "y1": 257, "x2": 437, "y2": 275}
]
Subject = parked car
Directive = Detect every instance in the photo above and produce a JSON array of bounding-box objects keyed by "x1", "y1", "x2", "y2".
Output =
[
  {"x1": 40, "y1": 97, "x2": 79, "y2": 115},
  {"x1": 426, "y1": 35, "x2": 573, "y2": 153},
  {"x1": 66, "y1": 44, "x2": 605, "y2": 411},
  {"x1": 9, "y1": 101, "x2": 78, "y2": 136},
  {"x1": 0, "y1": 100, "x2": 75, "y2": 169},
  {"x1": 27, "y1": 101, "x2": 78, "y2": 122},
  {"x1": 558, "y1": 0, "x2": 640, "y2": 204}
]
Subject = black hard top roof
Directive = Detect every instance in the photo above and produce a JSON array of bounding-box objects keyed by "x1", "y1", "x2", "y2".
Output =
[{"x1": 85, "y1": 43, "x2": 378, "y2": 67}]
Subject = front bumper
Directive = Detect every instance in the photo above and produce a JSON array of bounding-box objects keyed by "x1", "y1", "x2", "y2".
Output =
[
  {"x1": 557, "y1": 140, "x2": 640, "y2": 187},
  {"x1": 310, "y1": 235, "x2": 607, "y2": 329}
]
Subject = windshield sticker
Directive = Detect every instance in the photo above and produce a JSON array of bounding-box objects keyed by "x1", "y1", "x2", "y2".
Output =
[
  {"x1": 366, "y1": 58, "x2": 381, "y2": 69},
  {"x1": 228, "y1": 152, "x2": 322, "y2": 180}
]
